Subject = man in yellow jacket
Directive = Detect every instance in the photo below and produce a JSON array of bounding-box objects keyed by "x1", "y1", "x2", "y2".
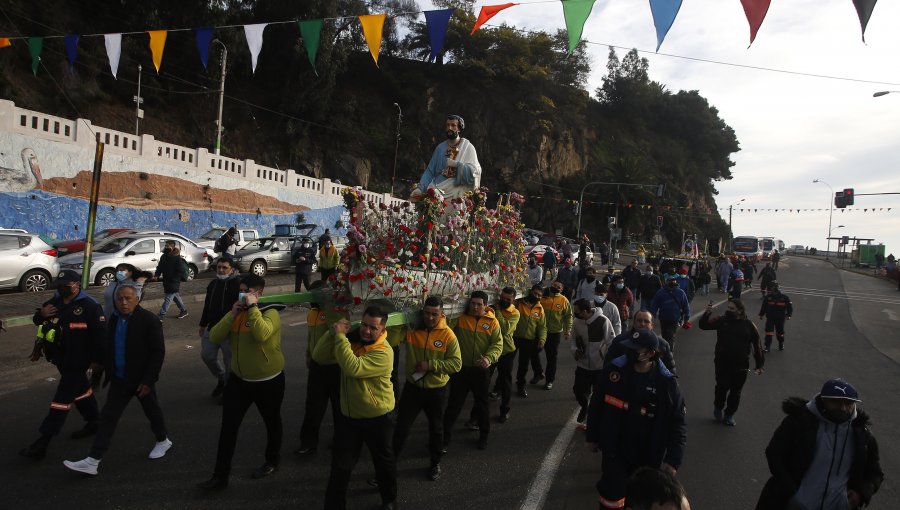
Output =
[
  {"x1": 445, "y1": 291, "x2": 503, "y2": 450},
  {"x1": 393, "y1": 296, "x2": 461, "y2": 481},
  {"x1": 515, "y1": 284, "x2": 548, "y2": 398},
  {"x1": 491, "y1": 287, "x2": 520, "y2": 423},
  {"x1": 295, "y1": 299, "x2": 337, "y2": 456},
  {"x1": 198, "y1": 274, "x2": 285, "y2": 490},
  {"x1": 323, "y1": 306, "x2": 397, "y2": 510},
  {"x1": 318, "y1": 236, "x2": 340, "y2": 283},
  {"x1": 537, "y1": 280, "x2": 574, "y2": 391}
]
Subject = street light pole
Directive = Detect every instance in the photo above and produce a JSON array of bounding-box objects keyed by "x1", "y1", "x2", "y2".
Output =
[
  {"x1": 134, "y1": 65, "x2": 142, "y2": 136},
  {"x1": 813, "y1": 179, "x2": 834, "y2": 260},
  {"x1": 727, "y1": 198, "x2": 745, "y2": 253},
  {"x1": 212, "y1": 39, "x2": 227, "y2": 156},
  {"x1": 391, "y1": 103, "x2": 402, "y2": 196}
]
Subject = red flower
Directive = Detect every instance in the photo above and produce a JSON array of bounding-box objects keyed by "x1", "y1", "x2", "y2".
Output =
[
  {"x1": 353, "y1": 297, "x2": 362, "y2": 305},
  {"x1": 427, "y1": 221, "x2": 433, "y2": 231},
  {"x1": 383, "y1": 289, "x2": 393, "y2": 296}
]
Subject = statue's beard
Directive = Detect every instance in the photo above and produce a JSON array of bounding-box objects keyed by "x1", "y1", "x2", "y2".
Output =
[{"x1": 446, "y1": 130, "x2": 459, "y2": 140}]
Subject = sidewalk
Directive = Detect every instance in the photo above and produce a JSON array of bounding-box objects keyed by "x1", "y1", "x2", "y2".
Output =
[{"x1": 0, "y1": 273, "x2": 298, "y2": 329}]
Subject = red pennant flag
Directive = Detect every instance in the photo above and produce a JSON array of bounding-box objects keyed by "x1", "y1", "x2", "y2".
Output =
[
  {"x1": 0, "y1": 38, "x2": 11, "y2": 48},
  {"x1": 472, "y1": 3, "x2": 517, "y2": 34},
  {"x1": 740, "y1": 0, "x2": 771, "y2": 46}
]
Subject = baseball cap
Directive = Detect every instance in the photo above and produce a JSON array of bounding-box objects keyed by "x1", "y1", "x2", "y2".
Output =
[
  {"x1": 620, "y1": 328, "x2": 660, "y2": 351},
  {"x1": 819, "y1": 379, "x2": 861, "y2": 402},
  {"x1": 56, "y1": 270, "x2": 81, "y2": 284}
]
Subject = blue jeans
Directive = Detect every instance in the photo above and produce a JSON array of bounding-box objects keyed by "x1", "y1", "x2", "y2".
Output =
[
  {"x1": 159, "y1": 292, "x2": 186, "y2": 316},
  {"x1": 201, "y1": 329, "x2": 231, "y2": 381}
]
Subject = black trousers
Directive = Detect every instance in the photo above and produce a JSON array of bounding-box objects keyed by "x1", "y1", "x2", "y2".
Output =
[
  {"x1": 390, "y1": 344, "x2": 401, "y2": 404},
  {"x1": 764, "y1": 317, "x2": 786, "y2": 349},
  {"x1": 597, "y1": 455, "x2": 640, "y2": 509},
  {"x1": 393, "y1": 384, "x2": 447, "y2": 466},
  {"x1": 39, "y1": 367, "x2": 99, "y2": 438},
  {"x1": 714, "y1": 366, "x2": 749, "y2": 416},
  {"x1": 295, "y1": 271, "x2": 312, "y2": 292},
  {"x1": 515, "y1": 337, "x2": 542, "y2": 387},
  {"x1": 496, "y1": 351, "x2": 517, "y2": 413},
  {"x1": 299, "y1": 362, "x2": 340, "y2": 448},
  {"x1": 573, "y1": 367, "x2": 601, "y2": 410},
  {"x1": 214, "y1": 372, "x2": 284, "y2": 478},
  {"x1": 443, "y1": 367, "x2": 490, "y2": 444},
  {"x1": 324, "y1": 413, "x2": 397, "y2": 509},
  {"x1": 90, "y1": 379, "x2": 167, "y2": 458},
  {"x1": 660, "y1": 320, "x2": 679, "y2": 350},
  {"x1": 540, "y1": 332, "x2": 562, "y2": 383},
  {"x1": 320, "y1": 267, "x2": 335, "y2": 283}
]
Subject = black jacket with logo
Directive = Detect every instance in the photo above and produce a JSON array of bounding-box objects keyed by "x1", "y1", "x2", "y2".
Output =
[{"x1": 33, "y1": 290, "x2": 106, "y2": 371}]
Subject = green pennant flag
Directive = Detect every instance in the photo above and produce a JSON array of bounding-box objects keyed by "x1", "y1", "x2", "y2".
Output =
[
  {"x1": 28, "y1": 37, "x2": 43, "y2": 76},
  {"x1": 297, "y1": 19, "x2": 323, "y2": 75},
  {"x1": 561, "y1": 0, "x2": 596, "y2": 54}
]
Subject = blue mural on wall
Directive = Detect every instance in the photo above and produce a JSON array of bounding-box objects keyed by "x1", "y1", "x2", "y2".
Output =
[{"x1": 0, "y1": 190, "x2": 347, "y2": 241}]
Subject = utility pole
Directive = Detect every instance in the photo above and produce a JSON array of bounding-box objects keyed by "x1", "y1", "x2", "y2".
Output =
[
  {"x1": 391, "y1": 103, "x2": 402, "y2": 196},
  {"x1": 133, "y1": 65, "x2": 143, "y2": 136},
  {"x1": 813, "y1": 179, "x2": 834, "y2": 260},
  {"x1": 213, "y1": 40, "x2": 227, "y2": 155},
  {"x1": 727, "y1": 198, "x2": 745, "y2": 253}
]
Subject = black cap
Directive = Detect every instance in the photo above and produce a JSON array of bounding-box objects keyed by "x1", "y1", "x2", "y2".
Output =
[
  {"x1": 56, "y1": 270, "x2": 81, "y2": 284},
  {"x1": 819, "y1": 379, "x2": 861, "y2": 402},
  {"x1": 620, "y1": 328, "x2": 660, "y2": 351}
]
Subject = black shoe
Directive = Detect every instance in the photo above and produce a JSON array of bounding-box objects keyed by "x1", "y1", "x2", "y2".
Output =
[
  {"x1": 517, "y1": 388, "x2": 528, "y2": 398},
  {"x1": 498, "y1": 412, "x2": 509, "y2": 423},
  {"x1": 70, "y1": 422, "x2": 98, "y2": 439},
  {"x1": 211, "y1": 380, "x2": 225, "y2": 398},
  {"x1": 464, "y1": 420, "x2": 480, "y2": 431},
  {"x1": 529, "y1": 375, "x2": 544, "y2": 385},
  {"x1": 366, "y1": 478, "x2": 379, "y2": 488},
  {"x1": 177, "y1": 310, "x2": 189, "y2": 319},
  {"x1": 778, "y1": 344, "x2": 784, "y2": 351},
  {"x1": 251, "y1": 462, "x2": 277, "y2": 479},
  {"x1": 19, "y1": 443, "x2": 47, "y2": 460},
  {"x1": 197, "y1": 476, "x2": 228, "y2": 490},
  {"x1": 764, "y1": 347, "x2": 770, "y2": 353},
  {"x1": 477, "y1": 438, "x2": 488, "y2": 450},
  {"x1": 488, "y1": 391, "x2": 500, "y2": 401},
  {"x1": 577, "y1": 406, "x2": 588, "y2": 424},
  {"x1": 429, "y1": 463, "x2": 442, "y2": 481},
  {"x1": 543, "y1": 382, "x2": 554, "y2": 390},
  {"x1": 294, "y1": 444, "x2": 316, "y2": 456}
]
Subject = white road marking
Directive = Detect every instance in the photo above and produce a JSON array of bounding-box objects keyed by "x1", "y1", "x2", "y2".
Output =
[
  {"x1": 520, "y1": 407, "x2": 581, "y2": 510},
  {"x1": 689, "y1": 299, "x2": 728, "y2": 322},
  {"x1": 882, "y1": 309, "x2": 899, "y2": 321},
  {"x1": 824, "y1": 297, "x2": 834, "y2": 322},
  {"x1": 288, "y1": 321, "x2": 307, "y2": 327}
]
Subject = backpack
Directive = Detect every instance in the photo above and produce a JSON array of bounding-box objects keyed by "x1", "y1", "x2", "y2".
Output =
[
  {"x1": 214, "y1": 234, "x2": 229, "y2": 254},
  {"x1": 180, "y1": 257, "x2": 190, "y2": 282}
]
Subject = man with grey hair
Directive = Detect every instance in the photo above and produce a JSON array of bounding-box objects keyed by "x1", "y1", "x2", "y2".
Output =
[{"x1": 411, "y1": 114, "x2": 482, "y2": 200}]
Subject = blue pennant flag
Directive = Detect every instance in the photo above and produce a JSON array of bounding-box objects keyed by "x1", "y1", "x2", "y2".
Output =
[
  {"x1": 195, "y1": 27, "x2": 215, "y2": 70},
  {"x1": 648, "y1": 0, "x2": 683, "y2": 51},
  {"x1": 64, "y1": 35, "x2": 79, "y2": 72},
  {"x1": 424, "y1": 9, "x2": 454, "y2": 63}
]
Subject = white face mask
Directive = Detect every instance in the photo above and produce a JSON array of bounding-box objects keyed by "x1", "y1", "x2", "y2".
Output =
[{"x1": 216, "y1": 273, "x2": 230, "y2": 280}]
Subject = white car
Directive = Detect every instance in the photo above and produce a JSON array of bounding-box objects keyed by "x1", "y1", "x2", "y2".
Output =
[{"x1": 0, "y1": 232, "x2": 60, "y2": 292}]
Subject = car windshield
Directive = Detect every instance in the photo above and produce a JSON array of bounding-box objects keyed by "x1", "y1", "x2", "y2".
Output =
[
  {"x1": 95, "y1": 230, "x2": 121, "y2": 241},
  {"x1": 240, "y1": 238, "x2": 276, "y2": 251},
  {"x1": 96, "y1": 236, "x2": 137, "y2": 253},
  {"x1": 199, "y1": 228, "x2": 225, "y2": 241}
]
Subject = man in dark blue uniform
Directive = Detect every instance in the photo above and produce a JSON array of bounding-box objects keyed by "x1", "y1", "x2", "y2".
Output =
[
  {"x1": 586, "y1": 329, "x2": 687, "y2": 510},
  {"x1": 21, "y1": 270, "x2": 106, "y2": 459},
  {"x1": 758, "y1": 282, "x2": 793, "y2": 352}
]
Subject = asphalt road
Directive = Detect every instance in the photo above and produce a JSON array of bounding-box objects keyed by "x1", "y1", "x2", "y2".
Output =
[{"x1": 0, "y1": 256, "x2": 898, "y2": 509}]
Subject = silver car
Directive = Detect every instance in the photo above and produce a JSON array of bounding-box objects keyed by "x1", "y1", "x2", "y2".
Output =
[
  {"x1": 0, "y1": 232, "x2": 60, "y2": 292},
  {"x1": 232, "y1": 237, "x2": 300, "y2": 277},
  {"x1": 58, "y1": 233, "x2": 208, "y2": 286}
]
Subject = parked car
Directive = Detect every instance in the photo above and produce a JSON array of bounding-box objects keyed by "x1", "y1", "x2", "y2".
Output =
[
  {"x1": 131, "y1": 230, "x2": 211, "y2": 273},
  {"x1": 232, "y1": 236, "x2": 315, "y2": 276},
  {"x1": 0, "y1": 232, "x2": 60, "y2": 292},
  {"x1": 53, "y1": 228, "x2": 132, "y2": 256},
  {"x1": 524, "y1": 244, "x2": 560, "y2": 265},
  {"x1": 58, "y1": 233, "x2": 208, "y2": 286},
  {"x1": 786, "y1": 244, "x2": 806, "y2": 255},
  {"x1": 194, "y1": 227, "x2": 259, "y2": 255}
]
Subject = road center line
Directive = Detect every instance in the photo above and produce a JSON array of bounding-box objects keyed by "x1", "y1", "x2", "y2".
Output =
[
  {"x1": 689, "y1": 299, "x2": 729, "y2": 322},
  {"x1": 824, "y1": 297, "x2": 834, "y2": 322},
  {"x1": 520, "y1": 407, "x2": 581, "y2": 510}
]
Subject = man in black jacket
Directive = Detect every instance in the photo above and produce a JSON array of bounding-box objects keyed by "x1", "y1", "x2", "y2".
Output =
[
  {"x1": 756, "y1": 379, "x2": 883, "y2": 510},
  {"x1": 63, "y1": 284, "x2": 171, "y2": 475},
  {"x1": 292, "y1": 238, "x2": 317, "y2": 292},
  {"x1": 758, "y1": 282, "x2": 793, "y2": 352},
  {"x1": 199, "y1": 257, "x2": 241, "y2": 399},
  {"x1": 21, "y1": 270, "x2": 105, "y2": 460},
  {"x1": 154, "y1": 240, "x2": 188, "y2": 320},
  {"x1": 636, "y1": 266, "x2": 662, "y2": 311}
]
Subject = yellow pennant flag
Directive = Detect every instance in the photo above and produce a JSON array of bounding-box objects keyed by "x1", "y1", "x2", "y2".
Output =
[
  {"x1": 147, "y1": 30, "x2": 168, "y2": 73},
  {"x1": 0, "y1": 38, "x2": 11, "y2": 48},
  {"x1": 358, "y1": 14, "x2": 386, "y2": 67}
]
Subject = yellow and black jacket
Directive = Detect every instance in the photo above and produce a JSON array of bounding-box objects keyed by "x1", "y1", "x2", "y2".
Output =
[
  {"x1": 404, "y1": 317, "x2": 462, "y2": 388},
  {"x1": 306, "y1": 307, "x2": 329, "y2": 360},
  {"x1": 332, "y1": 329, "x2": 394, "y2": 419},
  {"x1": 513, "y1": 299, "x2": 548, "y2": 346},
  {"x1": 490, "y1": 303, "x2": 520, "y2": 355},
  {"x1": 540, "y1": 294, "x2": 573, "y2": 334},
  {"x1": 450, "y1": 310, "x2": 503, "y2": 367}
]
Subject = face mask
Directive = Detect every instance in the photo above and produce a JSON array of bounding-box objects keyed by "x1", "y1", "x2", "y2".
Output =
[
  {"x1": 615, "y1": 283, "x2": 624, "y2": 290},
  {"x1": 595, "y1": 296, "x2": 606, "y2": 305},
  {"x1": 526, "y1": 295, "x2": 539, "y2": 304},
  {"x1": 115, "y1": 271, "x2": 127, "y2": 282},
  {"x1": 58, "y1": 285, "x2": 74, "y2": 298},
  {"x1": 626, "y1": 350, "x2": 641, "y2": 364},
  {"x1": 498, "y1": 300, "x2": 512, "y2": 309},
  {"x1": 586, "y1": 276, "x2": 595, "y2": 282},
  {"x1": 724, "y1": 311, "x2": 736, "y2": 319},
  {"x1": 446, "y1": 130, "x2": 459, "y2": 140},
  {"x1": 550, "y1": 287, "x2": 560, "y2": 295},
  {"x1": 646, "y1": 271, "x2": 653, "y2": 275},
  {"x1": 163, "y1": 248, "x2": 172, "y2": 254},
  {"x1": 821, "y1": 405, "x2": 854, "y2": 424},
  {"x1": 668, "y1": 282, "x2": 678, "y2": 288},
  {"x1": 216, "y1": 273, "x2": 230, "y2": 280}
]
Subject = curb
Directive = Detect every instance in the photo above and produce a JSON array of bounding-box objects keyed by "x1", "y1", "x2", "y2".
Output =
[{"x1": 2, "y1": 283, "x2": 298, "y2": 330}]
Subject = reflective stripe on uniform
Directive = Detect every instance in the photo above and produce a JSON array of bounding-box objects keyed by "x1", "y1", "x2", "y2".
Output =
[
  {"x1": 604, "y1": 394, "x2": 628, "y2": 410},
  {"x1": 600, "y1": 496, "x2": 625, "y2": 509},
  {"x1": 69, "y1": 322, "x2": 88, "y2": 330},
  {"x1": 73, "y1": 387, "x2": 93, "y2": 401},
  {"x1": 50, "y1": 402, "x2": 72, "y2": 410}
]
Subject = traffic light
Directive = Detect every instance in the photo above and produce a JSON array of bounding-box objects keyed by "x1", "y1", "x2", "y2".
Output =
[
  {"x1": 656, "y1": 215, "x2": 664, "y2": 228},
  {"x1": 841, "y1": 235, "x2": 850, "y2": 245},
  {"x1": 834, "y1": 191, "x2": 846, "y2": 209},
  {"x1": 843, "y1": 188, "x2": 854, "y2": 206}
]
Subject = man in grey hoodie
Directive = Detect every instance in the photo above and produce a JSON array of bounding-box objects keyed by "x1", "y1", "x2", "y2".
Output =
[
  {"x1": 756, "y1": 379, "x2": 883, "y2": 510},
  {"x1": 570, "y1": 299, "x2": 615, "y2": 427}
]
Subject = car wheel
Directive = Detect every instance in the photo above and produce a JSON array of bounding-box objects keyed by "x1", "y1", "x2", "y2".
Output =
[
  {"x1": 20, "y1": 269, "x2": 51, "y2": 292},
  {"x1": 251, "y1": 260, "x2": 267, "y2": 276},
  {"x1": 187, "y1": 264, "x2": 197, "y2": 281},
  {"x1": 95, "y1": 269, "x2": 116, "y2": 287}
]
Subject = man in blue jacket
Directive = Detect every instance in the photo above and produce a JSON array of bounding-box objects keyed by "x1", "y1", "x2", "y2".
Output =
[
  {"x1": 586, "y1": 329, "x2": 687, "y2": 510},
  {"x1": 649, "y1": 274, "x2": 691, "y2": 350}
]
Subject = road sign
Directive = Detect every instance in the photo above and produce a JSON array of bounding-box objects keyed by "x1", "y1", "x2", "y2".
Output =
[{"x1": 133, "y1": 95, "x2": 144, "y2": 104}]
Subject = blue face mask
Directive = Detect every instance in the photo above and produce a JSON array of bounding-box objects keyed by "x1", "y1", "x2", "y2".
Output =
[
  {"x1": 115, "y1": 271, "x2": 127, "y2": 282},
  {"x1": 615, "y1": 283, "x2": 624, "y2": 290}
]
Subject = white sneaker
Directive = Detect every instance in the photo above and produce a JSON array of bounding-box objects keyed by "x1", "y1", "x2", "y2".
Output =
[
  {"x1": 63, "y1": 457, "x2": 100, "y2": 475},
  {"x1": 148, "y1": 438, "x2": 173, "y2": 459}
]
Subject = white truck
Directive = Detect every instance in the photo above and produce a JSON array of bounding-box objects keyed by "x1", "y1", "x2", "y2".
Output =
[{"x1": 194, "y1": 227, "x2": 259, "y2": 257}]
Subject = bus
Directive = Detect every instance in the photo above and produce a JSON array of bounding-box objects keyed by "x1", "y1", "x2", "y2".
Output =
[
  {"x1": 733, "y1": 236, "x2": 763, "y2": 261},
  {"x1": 759, "y1": 237, "x2": 782, "y2": 259}
]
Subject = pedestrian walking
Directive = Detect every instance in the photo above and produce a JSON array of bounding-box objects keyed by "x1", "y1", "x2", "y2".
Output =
[
  {"x1": 571, "y1": 299, "x2": 615, "y2": 428},
  {"x1": 593, "y1": 283, "x2": 623, "y2": 335},
  {"x1": 318, "y1": 236, "x2": 340, "y2": 283},
  {"x1": 536, "y1": 281, "x2": 573, "y2": 391},
  {"x1": 102, "y1": 263, "x2": 150, "y2": 320},
  {"x1": 758, "y1": 263, "x2": 777, "y2": 298},
  {"x1": 758, "y1": 282, "x2": 793, "y2": 352},
  {"x1": 771, "y1": 249, "x2": 781, "y2": 270},
  {"x1": 154, "y1": 240, "x2": 189, "y2": 320},
  {"x1": 63, "y1": 284, "x2": 172, "y2": 475},
  {"x1": 513, "y1": 285, "x2": 547, "y2": 398},
  {"x1": 198, "y1": 256, "x2": 241, "y2": 400},
  {"x1": 526, "y1": 256, "x2": 544, "y2": 286},
  {"x1": 755, "y1": 379, "x2": 883, "y2": 510},
  {"x1": 543, "y1": 246, "x2": 558, "y2": 282},
  {"x1": 296, "y1": 297, "x2": 339, "y2": 456},
  {"x1": 649, "y1": 275, "x2": 691, "y2": 350},
  {"x1": 607, "y1": 275, "x2": 635, "y2": 326},
  {"x1": 574, "y1": 266, "x2": 599, "y2": 302},
  {"x1": 556, "y1": 258, "x2": 579, "y2": 300},
  {"x1": 637, "y1": 266, "x2": 662, "y2": 311},
  {"x1": 292, "y1": 238, "x2": 317, "y2": 292},
  {"x1": 621, "y1": 260, "x2": 642, "y2": 298},
  {"x1": 698, "y1": 299, "x2": 764, "y2": 427},
  {"x1": 727, "y1": 266, "x2": 745, "y2": 301},
  {"x1": 490, "y1": 287, "x2": 520, "y2": 422}
]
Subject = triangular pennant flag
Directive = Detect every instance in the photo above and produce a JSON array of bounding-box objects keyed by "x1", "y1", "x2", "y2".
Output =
[
  {"x1": 148, "y1": 30, "x2": 167, "y2": 73},
  {"x1": 472, "y1": 3, "x2": 517, "y2": 34},
  {"x1": 648, "y1": 0, "x2": 683, "y2": 51},
  {"x1": 852, "y1": 0, "x2": 878, "y2": 43},
  {"x1": 739, "y1": 0, "x2": 771, "y2": 46},
  {"x1": 243, "y1": 23, "x2": 268, "y2": 73},
  {"x1": 105, "y1": 33, "x2": 122, "y2": 78},
  {"x1": 864, "y1": 208, "x2": 868, "y2": 212},
  {"x1": 358, "y1": 14, "x2": 386, "y2": 67},
  {"x1": 424, "y1": 9, "x2": 454, "y2": 63},
  {"x1": 561, "y1": 0, "x2": 597, "y2": 54},
  {"x1": 64, "y1": 35, "x2": 79, "y2": 72},
  {"x1": 28, "y1": 37, "x2": 43, "y2": 76},
  {"x1": 194, "y1": 27, "x2": 214, "y2": 70},
  {"x1": 297, "y1": 19, "x2": 323, "y2": 75},
  {"x1": 0, "y1": 38, "x2": 10, "y2": 48}
]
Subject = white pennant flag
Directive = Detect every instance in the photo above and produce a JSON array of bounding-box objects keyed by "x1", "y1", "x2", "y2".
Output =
[
  {"x1": 104, "y1": 33, "x2": 122, "y2": 78},
  {"x1": 243, "y1": 23, "x2": 267, "y2": 73}
]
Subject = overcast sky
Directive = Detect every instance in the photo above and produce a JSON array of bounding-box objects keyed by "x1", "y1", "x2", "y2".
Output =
[{"x1": 422, "y1": 0, "x2": 900, "y2": 257}]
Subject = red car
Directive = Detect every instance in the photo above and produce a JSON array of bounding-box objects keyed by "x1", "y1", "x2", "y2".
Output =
[
  {"x1": 53, "y1": 228, "x2": 131, "y2": 256},
  {"x1": 524, "y1": 244, "x2": 560, "y2": 265}
]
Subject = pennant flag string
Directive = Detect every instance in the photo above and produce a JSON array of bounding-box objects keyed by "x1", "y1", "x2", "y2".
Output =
[
  {"x1": 739, "y1": 0, "x2": 772, "y2": 47},
  {"x1": 648, "y1": 0, "x2": 683, "y2": 52},
  {"x1": 104, "y1": 33, "x2": 122, "y2": 79},
  {"x1": 472, "y1": 3, "x2": 518, "y2": 34},
  {"x1": 424, "y1": 9, "x2": 454, "y2": 63},
  {"x1": 194, "y1": 27, "x2": 214, "y2": 70},
  {"x1": 561, "y1": 0, "x2": 597, "y2": 54},
  {"x1": 358, "y1": 14, "x2": 386, "y2": 68},
  {"x1": 0, "y1": 37, "x2": 11, "y2": 48},
  {"x1": 64, "y1": 35, "x2": 79, "y2": 72},
  {"x1": 243, "y1": 23, "x2": 267, "y2": 73},
  {"x1": 147, "y1": 30, "x2": 168, "y2": 73},
  {"x1": 852, "y1": 0, "x2": 878, "y2": 43},
  {"x1": 297, "y1": 19, "x2": 323, "y2": 75},
  {"x1": 27, "y1": 37, "x2": 43, "y2": 76}
]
